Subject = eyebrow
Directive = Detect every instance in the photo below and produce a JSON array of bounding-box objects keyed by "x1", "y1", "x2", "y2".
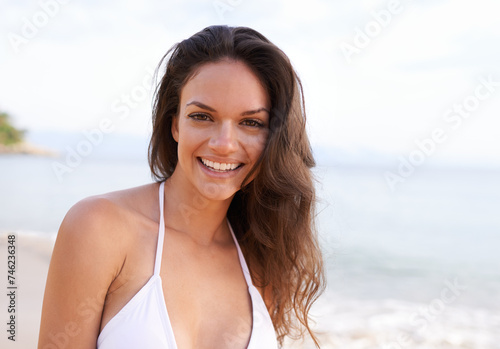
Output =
[{"x1": 186, "y1": 101, "x2": 269, "y2": 116}]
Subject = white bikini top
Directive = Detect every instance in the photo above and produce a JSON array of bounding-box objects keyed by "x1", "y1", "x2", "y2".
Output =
[{"x1": 97, "y1": 181, "x2": 278, "y2": 348}]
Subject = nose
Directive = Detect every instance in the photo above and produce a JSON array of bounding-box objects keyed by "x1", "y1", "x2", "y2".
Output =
[{"x1": 208, "y1": 121, "x2": 238, "y2": 154}]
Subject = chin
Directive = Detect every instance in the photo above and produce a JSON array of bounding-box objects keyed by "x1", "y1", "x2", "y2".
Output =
[{"x1": 196, "y1": 182, "x2": 239, "y2": 202}]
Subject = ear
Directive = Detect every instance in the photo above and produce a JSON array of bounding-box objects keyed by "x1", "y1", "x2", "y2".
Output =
[{"x1": 171, "y1": 115, "x2": 179, "y2": 143}]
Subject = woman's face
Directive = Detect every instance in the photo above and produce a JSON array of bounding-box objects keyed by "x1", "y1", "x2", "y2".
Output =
[{"x1": 171, "y1": 59, "x2": 270, "y2": 201}]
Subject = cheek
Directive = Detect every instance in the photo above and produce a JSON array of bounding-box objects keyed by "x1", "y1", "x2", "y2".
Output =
[
  {"x1": 177, "y1": 121, "x2": 203, "y2": 149},
  {"x1": 244, "y1": 131, "x2": 268, "y2": 160},
  {"x1": 176, "y1": 129, "x2": 198, "y2": 162}
]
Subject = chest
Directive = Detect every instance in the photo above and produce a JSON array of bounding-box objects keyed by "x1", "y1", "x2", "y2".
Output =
[{"x1": 160, "y1": 240, "x2": 253, "y2": 348}]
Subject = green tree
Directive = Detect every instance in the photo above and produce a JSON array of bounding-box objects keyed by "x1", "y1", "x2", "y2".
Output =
[{"x1": 0, "y1": 111, "x2": 25, "y2": 145}]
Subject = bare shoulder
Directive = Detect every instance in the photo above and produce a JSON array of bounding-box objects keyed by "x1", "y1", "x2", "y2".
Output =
[
  {"x1": 39, "y1": 182, "x2": 161, "y2": 348},
  {"x1": 56, "y1": 182, "x2": 161, "y2": 274},
  {"x1": 62, "y1": 182, "x2": 159, "y2": 237}
]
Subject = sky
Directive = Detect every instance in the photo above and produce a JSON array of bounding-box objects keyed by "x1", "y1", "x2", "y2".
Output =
[{"x1": 1, "y1": 0, "x2": 499, "y2": 166}]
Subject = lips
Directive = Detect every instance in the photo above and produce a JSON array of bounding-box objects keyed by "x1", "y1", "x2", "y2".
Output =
[{"x1": 199, "y1": 157, "x2": 242, "y2": 172}]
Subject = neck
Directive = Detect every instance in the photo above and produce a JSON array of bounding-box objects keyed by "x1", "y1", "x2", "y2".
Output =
[{"x1": 162, "y1": 172, "x2": 234, "y2": 246}]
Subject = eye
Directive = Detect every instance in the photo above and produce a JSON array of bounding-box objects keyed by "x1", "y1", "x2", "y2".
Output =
[
  {"x1": 188, "y1": 113, "x2": 211, "y2": 121},
  {"x1": 241, "y1": 119, "x2": 265, "y2": 128}
]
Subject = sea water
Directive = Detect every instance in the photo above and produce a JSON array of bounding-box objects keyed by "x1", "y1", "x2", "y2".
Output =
[
  {"x1": 1, "y1": 153, "x2": 499, "y2": 348},
  {"x1": 307, "y1": 165, "x2": 500, "y2": 349}
]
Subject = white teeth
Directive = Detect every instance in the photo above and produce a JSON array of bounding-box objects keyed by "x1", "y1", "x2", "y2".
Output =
[{"x1": 200, "y1": 158, "x2": 240, "y2": 172}]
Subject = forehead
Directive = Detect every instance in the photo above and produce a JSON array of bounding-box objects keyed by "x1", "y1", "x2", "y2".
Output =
[{"x1": 179, "y1": 60, "x2": 270, "y2": 111}]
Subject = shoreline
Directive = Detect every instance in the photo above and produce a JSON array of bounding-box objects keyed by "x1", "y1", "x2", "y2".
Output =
[{"x1": 0, "y1": 142, "x2": 59, "y2": 157}]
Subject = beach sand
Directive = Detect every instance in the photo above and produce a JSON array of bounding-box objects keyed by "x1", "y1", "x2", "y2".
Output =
[{"x1": 1, "y1": 232, "x2": 54, "y2": 349}]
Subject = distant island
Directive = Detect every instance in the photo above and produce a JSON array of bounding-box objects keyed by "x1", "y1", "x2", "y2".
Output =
[{"x1": 0, "y1": 111, "x2": 57, "y2": 156}]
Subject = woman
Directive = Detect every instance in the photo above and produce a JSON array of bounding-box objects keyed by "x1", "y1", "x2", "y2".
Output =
[{"x1": 39, "y1": 25, "x2": 325, "y2": 349}]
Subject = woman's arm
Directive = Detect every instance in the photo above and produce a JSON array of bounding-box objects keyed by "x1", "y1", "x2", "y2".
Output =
[{"x1": 38, "y1": 197, "x2": 125, "y2": 349}]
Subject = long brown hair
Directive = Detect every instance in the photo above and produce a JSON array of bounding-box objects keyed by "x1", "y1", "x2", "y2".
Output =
[{"x1": 148, "y1": 25, "x2": 325, "y2": 347}]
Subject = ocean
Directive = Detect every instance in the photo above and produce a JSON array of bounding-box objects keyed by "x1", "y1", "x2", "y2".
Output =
[
  {"x1": 309, "y1": 165, "x2": 500, "y2": 349},
  {"x1": 1, "y1": 150, "x2": 499, "y2": 348}
]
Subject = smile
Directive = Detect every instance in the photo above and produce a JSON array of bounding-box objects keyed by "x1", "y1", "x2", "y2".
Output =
[{"x1": 199, "y1": 158, "x2": 242, "y2": 172}]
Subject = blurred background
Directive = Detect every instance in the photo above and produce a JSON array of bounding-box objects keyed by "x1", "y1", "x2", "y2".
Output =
[{"x1": 1, "y1": 0, "x2": 499, "y2": 348}]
